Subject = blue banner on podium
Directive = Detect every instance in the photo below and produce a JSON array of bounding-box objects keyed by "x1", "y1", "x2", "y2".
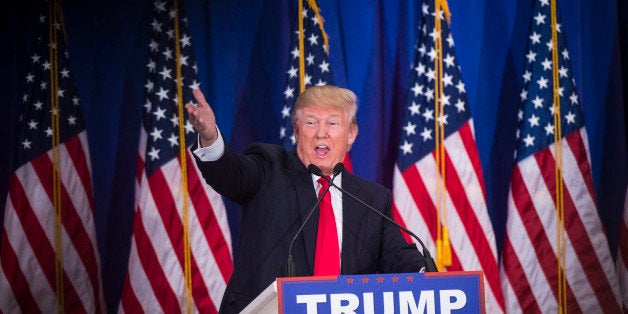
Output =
[{"x1": 277, "y1": 272, "x2": 484, "y2": 313}]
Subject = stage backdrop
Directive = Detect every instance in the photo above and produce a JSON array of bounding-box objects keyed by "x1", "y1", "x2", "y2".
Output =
[{"x1": 1, "y1": 0, "x2": 626, "y2": 311}]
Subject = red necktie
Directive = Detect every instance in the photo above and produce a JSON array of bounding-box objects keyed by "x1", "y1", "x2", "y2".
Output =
[{"x1": 313, "y1": 177, "x2": 340, "y2": 276}]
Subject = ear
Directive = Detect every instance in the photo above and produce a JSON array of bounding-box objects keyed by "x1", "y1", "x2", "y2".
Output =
[
  {"x1": 347, "y1": 124, "x2": 358, "y2": 146},
  {"x1": 293, "y1": 124, "x2": 300, "y2": 143}
]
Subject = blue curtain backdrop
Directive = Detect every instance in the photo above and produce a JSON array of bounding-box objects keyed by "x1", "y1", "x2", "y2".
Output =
[{"x1": 1, "y1": 0, "x2": 626, "y2": 311}]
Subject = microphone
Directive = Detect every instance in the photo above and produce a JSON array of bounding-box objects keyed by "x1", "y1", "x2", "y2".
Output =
[
  {"x1": 285, "y1": 164, "x2": 341, "y2": 277},
  {"x1": 319, "y1": 163, "x2": 438, "y2": 272}
]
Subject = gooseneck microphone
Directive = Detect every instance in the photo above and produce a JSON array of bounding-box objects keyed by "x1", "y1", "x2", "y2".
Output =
[
  {"x1": 312, "y1": 163, "x2": 438, "y2": 273},
  {"x1": 285, "y1": 164, "x2": 341, "y2": 277}
]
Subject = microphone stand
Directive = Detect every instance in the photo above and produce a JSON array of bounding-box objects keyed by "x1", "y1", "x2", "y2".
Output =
[
  {"x1": 285, "y1": 166, "x2": 340, "y2": 277},
  {"x1": 320, "y1": 163, "x2": 438, "y2": 272}
]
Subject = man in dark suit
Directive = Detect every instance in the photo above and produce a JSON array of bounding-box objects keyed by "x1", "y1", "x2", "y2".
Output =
[{"x1": 186, "y1": 85, "x2": 425, "y2": 313}]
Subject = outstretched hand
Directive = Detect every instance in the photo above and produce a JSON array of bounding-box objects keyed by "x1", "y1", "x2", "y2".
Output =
[{"x1": 185, "y1": 89, "x2": 218, "y2": 147}]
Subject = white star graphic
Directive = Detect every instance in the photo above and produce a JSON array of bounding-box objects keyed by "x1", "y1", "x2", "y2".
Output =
[
  {"x1": 569, "y1": 92, "x2": 578, "y2": 105},
  {"x1": 151, "y1": 18, "x2": 162, "y2": 32},
  {"x1": 319, "y1": 60, "x2": 330, "y2": 73},
  {"x1": 544, "y1": 122, "x2": 554, "y2": 135},
  {"x1": 415, "y1": 63, "x2": 426, "y2": 76},
  {"x1": 144, "y1": 99, "x2": 152, "y2": 113},
  {"x1": 287, "y1": 66, "x2": 298, "y2": 78},
  {"x1": 399, "y1": 140, "x2": 413, "y2": 155},
  {"x1": 534, "y1": 12, "x2": 546, "y2": 25},
  {"x1": 184, "y1": 120, "x2": 195, "y2": 134},
  {"x1": 159, "y1": 66, "x2": 172, "y2": 80},
  {"x1": 529, "y1": 31, "x2": 541, "y2": 44},
  {"x1": 541, "y1": 58, "x2": 552, "y2": 71},
  {"x1": 162, "y1": 47, "x2": 173, "y2": 60},
  {"x1": 422, "y1": 108, "x2": 434, "y2": 122},
  {"x1": 22, "y1": 139, "x2": 32, "y2": 149},
  {"x1": 411, "y1": 83, "x2": 423, "y2": 97},
  {"x1": 523, "y1": 134, "x2": 535, "y2": 147},
  {"x1": 281, "y1": 105, "x2": 291, "y2": 118},
  {"x1": 565, "y1": 111, "x2": 576, "y2": 124},
  {"x1": 437, "y1": 114, "x2": 448, "y2": 126},
  {"x1": 68, "y1": 115, "x2": 77, "y2": 125},
  {"x1": 291, "y1": 47, "x2": 300, "y2": 59},
  {"x1": 189, "y1": 80, "x2": 200, "y2": 90},
  {"x1": 153, "y1": 106, "x2": 167, "y2": 121},
  {"x1": 455, "y1": 81, "x2": 466, "y2": 93},
  {"x1": 427, "y1": 47, "x2": 437, "y2": 61},
  {"x1": 526, "y1": 50, "x2": 536, "y2": 63},
  {"x1": 279, "y1": 126, "x2": 286, "y2": 139},
  {"x1": 28, "y1": 120, "x2": 38, "y2": 130},
  {"x1": 306, "y1": 53, "x2": 315, "y2": 65},
  {"x1": 147, "y1": 59, "x2": 156, "y2": 73},
  {"x1": 148, "y1": 146, "x2": 160, "y2": 161},
  {"x1": 442, "y1": 73, "x2": 453, "y2": 87},
  {"x1": 420, "y1": 127, "x2": 433, "y2": 142},
  {"x1": 403, "y1": 121, "x2": 417, "y2": 136},
  {"x1": 443, "y1": 54, "x2": 455, "y2": 68},
  {"x1": 537, "y1": 76, "x2": 548, "y2": 89},
  {"x1": 520, "y1": 89, "x2": 528, "y2": 101},
  {"x1": 156, "y1": 87, "x2": 169, "y2": 101},
  {"x1": 167, "y1": 133, "x2": 179, "y2": 147},
  {"x1": 455, "y1": 99, "x2": 466, "y2": 112},
  {"x1": 168, "y1": 113, "x2": 178, "y2": 127},
  {"x1": 424, "y1": 87, "x2": 434, "y2": 102},
  {"x1": 180, "y1": 34, "x2": 191, "y2": 48},
  {"x1": 284, "y1": 86, "x2": 295, "y2": 99},
  {"x1": 408, "y1": 102, "x2": 421, "y2": 116},
  {"x1": 528, "y1": 114, "x2": 540, "y2": 127},
  {"x1": 149, "y1": 40, "x2": 159, "y2": 52},
  {"x1": 307, "y1": 33, "x2": 319, "y2": 46},
  {"x1": 532, "y1": 96, "x2": 544, "y2": 108},
  {"x1": 150, "y1": 127, "x2": 163, "y2": 141}
]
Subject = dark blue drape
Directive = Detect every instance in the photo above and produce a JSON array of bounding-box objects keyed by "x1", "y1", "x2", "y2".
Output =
[{"x1": 2, "y1": 0, "x2": 626, "y2": 311}]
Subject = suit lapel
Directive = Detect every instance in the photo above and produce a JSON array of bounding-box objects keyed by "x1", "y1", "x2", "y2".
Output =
[{"x1": 285, "y1": 153, "x2": 318, "y2": 274}]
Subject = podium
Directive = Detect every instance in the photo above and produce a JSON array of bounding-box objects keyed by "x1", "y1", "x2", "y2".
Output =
[{"x1": 242, "y1": 272, "x2": 485, "y2": 313}]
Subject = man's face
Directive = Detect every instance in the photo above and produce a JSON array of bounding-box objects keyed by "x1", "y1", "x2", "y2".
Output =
[{"x1": 294, "y1": 105, "x2": 357, "y2": 176}]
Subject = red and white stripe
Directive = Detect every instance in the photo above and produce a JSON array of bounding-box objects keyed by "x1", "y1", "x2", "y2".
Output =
[
  {"x1": 615, "y1": 188, "x2": 628, "y2": 312},
  {"x1": 0, "y1": 132, "x2": 105, "y2": 313},
  {"x1": 119, "y1": 129, "x2": 233, "y2": 313},
  {"x1": 393, "y1": 120, "x2": 504, "y2": 313},
  {"x1": 500, "y1": 128, "x2": 622, "y2": 313}
]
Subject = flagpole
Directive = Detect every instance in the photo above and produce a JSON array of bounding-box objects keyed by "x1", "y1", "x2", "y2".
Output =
[
  {"x1": 49, "y1": 1, "x2": 65, "y2": 312},
  {"x1": 550, "y1": 0, "x2": 566, "y2": 312},
  {"x1": 433, "y1": 0, "x2": 452, "y2": 271},
  {"x1": 172, "y1": 0, "x2": 194, "y2": 312}
]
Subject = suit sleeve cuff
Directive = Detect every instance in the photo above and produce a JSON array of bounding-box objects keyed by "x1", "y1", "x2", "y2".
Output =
[{"x1": 192, "y1": 126, "x2": 224, "y2": 162}]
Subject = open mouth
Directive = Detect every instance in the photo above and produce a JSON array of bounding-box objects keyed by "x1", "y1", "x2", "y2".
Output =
[{"x1": 315, "y1": 145, "x2": 330, "y2": 158}]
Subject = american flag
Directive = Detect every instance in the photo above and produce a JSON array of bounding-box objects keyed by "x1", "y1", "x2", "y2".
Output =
[
  {"x1": 119, "y1": 0, "x2": 233, "y2": 312},
  {"x1": 392, "y1": 1, "x2": 504, "y2": 312},
  {"x1": 618, "y1": 191, "x2": 628, "y2": 312},
  {"x1": 278, "y1": 0, "x2": 352, "y2": 170},
  {"x1": 499, "y1": 0, "x2": 622, "y2": 312},
  {"x1": 0, "y1": 1, "x2": 105, "y2": 312}
]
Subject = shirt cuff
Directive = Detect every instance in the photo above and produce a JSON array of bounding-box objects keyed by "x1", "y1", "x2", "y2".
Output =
[{"x1": 192, "y1": 126, "x2": 224, "y2": 162}]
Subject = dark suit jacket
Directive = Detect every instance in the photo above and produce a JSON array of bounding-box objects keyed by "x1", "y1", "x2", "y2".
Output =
[{"x1": 193, "y1": 142, "x2": 424, "y2": 313}]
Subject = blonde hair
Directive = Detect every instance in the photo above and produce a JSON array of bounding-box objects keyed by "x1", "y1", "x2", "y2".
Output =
[{"x1": 291, "y1": 85, "x2": 358, "y2": 130}]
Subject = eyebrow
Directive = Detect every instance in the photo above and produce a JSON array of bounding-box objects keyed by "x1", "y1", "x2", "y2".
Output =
[{"x1": 302, "y1": 112, "x2": 342, "y2": 119}]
